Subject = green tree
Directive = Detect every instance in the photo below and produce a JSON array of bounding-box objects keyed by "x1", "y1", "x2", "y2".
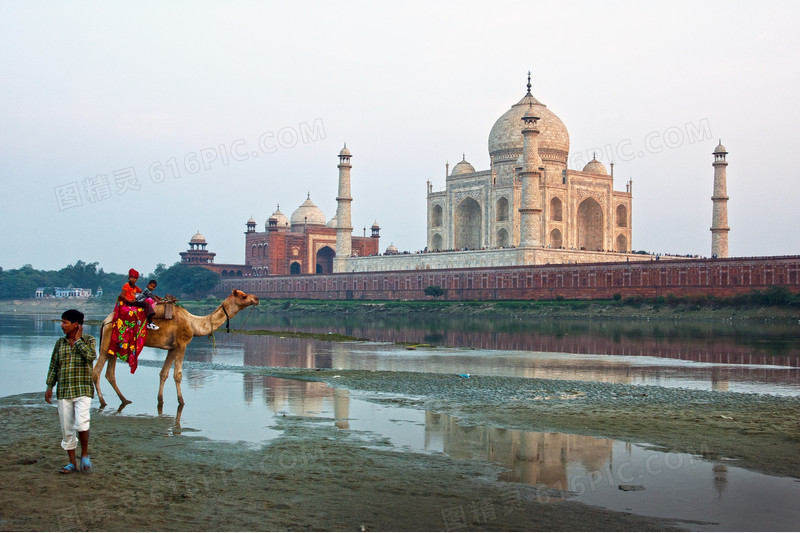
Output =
[
  {"x1": 152, "y1": 263, "x2": 220, "y2": 299},
  {"x1": 424, "y1": 285, "x2": 445, "y2": 298}
]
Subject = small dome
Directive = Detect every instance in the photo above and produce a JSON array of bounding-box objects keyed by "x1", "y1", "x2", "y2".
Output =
[
  {"x1": 713, "y1": 141, "x2": 727, "y2": 154},
  {"x1": 451, "y1": 156, "x2": 476, "y2": 176},
  {"x1": 339, "y1": 144, "x2": 351, "y2": 157},
  {"x1": 267, "y1": 206, "x2": 289, "y2": 229},
  {"x1": 582, "y1": 156, "x2": 607, "y2": 175},
  {"x1": 371, "y1": 220, "x2": 380, "y2": 229},
  {"x1": 326, "y1": 215, "x2": 337, "y2": 228},
  {"x1": 247, "y1": 216, "x2": 256, "y2": 225},
  {"x1": 386, "y1": 243, "x2": 399, "y2": 255},
  {"x1": 290, "y1": 195, "x2": 327, "y2": 226},
  {"x1": 189, "y1": 231, "x2": 206, "y2": 244}
]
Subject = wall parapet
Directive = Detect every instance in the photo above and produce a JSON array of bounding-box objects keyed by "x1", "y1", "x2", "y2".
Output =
[{"x1": 215, "y1": 255, "x2": 800, "y2": 301}]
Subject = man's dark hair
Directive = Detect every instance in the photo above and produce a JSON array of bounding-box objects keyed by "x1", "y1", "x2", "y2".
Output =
[
  {"x1": 148, "y1": 280, "x2": 157, "y2": 286},
  {"x1": 61, "y1": 309, "x2": 84, "y2": 325}
]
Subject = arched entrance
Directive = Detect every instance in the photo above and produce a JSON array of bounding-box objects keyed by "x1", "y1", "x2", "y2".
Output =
[
  {"x1": 577, "y1": 198, "x2": 604, "y2": 251},
  {"x1": 454, "y1": 197, "x2": 481, "y2": 250},
  {"x1": 316, "y1": 246, "x2": 335, "y2": 273},
  {"x1": 290, "y1": 262, "x2": 301, "y2": 275}
]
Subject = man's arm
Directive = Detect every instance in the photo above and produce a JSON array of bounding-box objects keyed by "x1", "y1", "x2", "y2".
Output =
[{"x1": 45, "y1": 341, "x2": 60, "y2": 403}]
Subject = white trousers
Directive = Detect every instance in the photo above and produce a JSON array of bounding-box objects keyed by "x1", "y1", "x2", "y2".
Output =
[{"x1": 57, "y1": 397, "x2": 91, "y2": 451}]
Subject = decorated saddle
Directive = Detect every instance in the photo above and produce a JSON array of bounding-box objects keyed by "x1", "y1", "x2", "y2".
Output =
[{"x1": 108, "y1": 301, "x2": 147, "y2": 374}]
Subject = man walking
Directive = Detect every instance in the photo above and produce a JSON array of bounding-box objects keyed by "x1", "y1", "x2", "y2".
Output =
[{"x1": 45, "y1": 309, "x2": 96, "y2": 473}]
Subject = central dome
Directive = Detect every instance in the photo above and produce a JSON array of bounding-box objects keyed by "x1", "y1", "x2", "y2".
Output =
[
  {"x1": 290, "y1": 195, "x2": 327, "y2": 227},
  {"x1": 488, "y1": 86, "x2": 570, "y2": 163}
]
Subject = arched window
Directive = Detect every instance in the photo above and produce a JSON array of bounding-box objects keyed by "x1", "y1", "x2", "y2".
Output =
[
  {"x1": 432, "y1": 204, "x2": 443, "y2": 227},
  {"x1": 550, "y1": 228, "x2": 563, "y2": 248},
  {"x1": 496, "y1": 197, "x2": 509, "y2": 221},
  {"x1": 290, "y1": 262, "x2": 301, "y2": 275},
  {"x1": 432, "y1": 233, "x2": 443, "y2": 251},
  {"x1": 550, "y1": 197, "x2": 563, "y2": 221},
  {"x1": 496, "y1": 228, "x2": 509, "y2": 247},
  {"x1": 251, "y1": 245, "x2": 258, "y2": 257},
  {"x1": 615, "y1": 234, "x2": 628, "y2": 252},
  {"x1": 616, "y1": 204, "x2": 628, "y2": 227}
]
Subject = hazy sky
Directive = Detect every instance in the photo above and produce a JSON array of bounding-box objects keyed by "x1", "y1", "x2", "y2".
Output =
[{"x1": 2, "y1": 1, "x2": 798, "y2": 276}]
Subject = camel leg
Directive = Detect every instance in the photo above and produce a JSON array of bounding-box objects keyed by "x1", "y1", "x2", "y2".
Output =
[
  {"x1": 172, "y1": 347, "x2": 187, "y2": 406},
  {"x1": 92, "y1": 350, "x2": 108, "y2": 408},
  {"x1": 158, "y1": 348, "x2": 180, "y2": 406},
  {"x1": 104, "y1": 354, "x2": 131, "y2": 405}
]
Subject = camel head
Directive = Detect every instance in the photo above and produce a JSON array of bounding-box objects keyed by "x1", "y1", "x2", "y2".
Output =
[{"x1": 228, "y1": 289, "x2": 260, "y2": 310}]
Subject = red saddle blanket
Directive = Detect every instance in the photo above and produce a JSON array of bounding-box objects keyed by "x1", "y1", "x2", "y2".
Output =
[{"x1": 107, "y1": 301, "x2": 147, "y2": 373}]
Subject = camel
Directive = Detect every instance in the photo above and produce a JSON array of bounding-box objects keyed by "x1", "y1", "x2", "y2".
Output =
[{"x1": 92, "y1": 289, "x2": 260, "y2": 407}]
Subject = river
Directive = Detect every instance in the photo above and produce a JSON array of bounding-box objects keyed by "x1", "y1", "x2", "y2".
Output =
[{"x1": 2, "y1": 311, "x2": 799, "y2": 531}]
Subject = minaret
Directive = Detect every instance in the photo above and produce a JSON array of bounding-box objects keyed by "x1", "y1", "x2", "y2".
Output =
[
  {"x1": 711, "y1": 140, "x2": 729, "y2": 258},
  {"x1": 518, "y1": 74, "x2": 543, "y2": 247},
  {"x1": 334, "y1": 144, "x2": 353, "y2": 273}
]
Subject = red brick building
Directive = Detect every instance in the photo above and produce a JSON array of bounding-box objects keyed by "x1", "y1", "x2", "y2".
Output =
[
  {"x1": 179, "y1": 196, "x2": 381, "y2": 278},
  {"x1": 243, "y1": 196, "x2": 380, "y2": 276}
]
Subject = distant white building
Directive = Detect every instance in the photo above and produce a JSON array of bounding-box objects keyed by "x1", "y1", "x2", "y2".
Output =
[{"x1": 53, "y1": 286, "x2": 92, "y2": 298}]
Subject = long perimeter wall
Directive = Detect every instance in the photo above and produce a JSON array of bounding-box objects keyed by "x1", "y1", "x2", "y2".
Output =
[{"x1": 215, "y1": 256, "x2": 800, "y2": 301}]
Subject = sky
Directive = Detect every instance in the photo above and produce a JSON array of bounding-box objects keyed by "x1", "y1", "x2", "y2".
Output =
[{"x1": 1, "y1": 1, "x2": 799, "y2": 276}]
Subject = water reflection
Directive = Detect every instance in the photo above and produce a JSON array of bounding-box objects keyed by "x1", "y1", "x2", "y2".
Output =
[
  {"x1": 232, "y1": 312, "x2": 800, "y2": 365},
  {"x1": 229, "y1": 333, "x2": 800, "y2": 395}
]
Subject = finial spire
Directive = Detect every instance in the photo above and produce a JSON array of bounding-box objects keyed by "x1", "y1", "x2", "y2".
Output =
[{"x1": 526, "y1": 71, "x2": 532, "y2": 95}]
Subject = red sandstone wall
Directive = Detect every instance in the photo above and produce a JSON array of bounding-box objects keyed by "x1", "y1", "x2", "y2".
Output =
[{"x1": 216, "y1": 256, "x2": 800, "y2": 301}]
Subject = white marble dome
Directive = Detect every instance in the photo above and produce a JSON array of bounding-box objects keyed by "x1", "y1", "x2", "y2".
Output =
[
  {"x1": 488, "y1": 91, "x2": 570, "y2": 159},
  {"x1": 267, "y1": 206, "x2": 289, "y2": 229},
  {"x1": 582, "y1": 157, "x2": 607, "y2": 175},
  {"x1": 290, "y1": 196, "x2": 327, "y2": 226},
  {"x1": 451, "y1": 156, "x2": 476, "y2": 176}
]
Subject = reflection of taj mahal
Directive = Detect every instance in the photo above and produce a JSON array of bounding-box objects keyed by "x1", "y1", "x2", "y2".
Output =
[{"x1": 183, "y1": 74, "x2": 732, "y2": 276}]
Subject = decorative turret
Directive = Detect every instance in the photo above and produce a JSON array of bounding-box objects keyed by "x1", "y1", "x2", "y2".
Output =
[
  {"x1": 245, "y1": 216, "x2": 256, "y2": 234},
  {"x1": 711, "y1": 140, "x2": 730, "y2": 258}
]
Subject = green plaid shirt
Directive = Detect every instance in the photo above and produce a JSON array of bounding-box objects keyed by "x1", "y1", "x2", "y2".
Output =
[{"x1": 46, "y1": 335, "x2": 97, "y2": 400}]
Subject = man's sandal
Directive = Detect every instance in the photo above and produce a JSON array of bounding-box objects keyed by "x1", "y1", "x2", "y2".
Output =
[
  {"x1": 59, "y1": 463, "x2": 78, "y2": 474},
  {"x1": 80, "y1": 456, "x2": 92, "y2": 472}
]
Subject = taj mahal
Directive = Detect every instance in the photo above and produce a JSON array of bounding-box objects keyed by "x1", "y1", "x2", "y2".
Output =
[{"x1": 181, "y1": 74, "x2": 730, "y2": 277}]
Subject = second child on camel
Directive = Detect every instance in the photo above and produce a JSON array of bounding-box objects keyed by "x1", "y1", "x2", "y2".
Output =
[{"x1": 119, "y1": 269, "x2": 159, "y2": 331}]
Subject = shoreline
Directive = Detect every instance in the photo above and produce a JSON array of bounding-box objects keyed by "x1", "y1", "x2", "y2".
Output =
[{"x1": 2, "y1": 297, "x2": 799, "y2": 322}]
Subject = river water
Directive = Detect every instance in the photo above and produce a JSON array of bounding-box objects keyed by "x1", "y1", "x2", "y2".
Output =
[{"x1": 2, "y1": 311, "x2": 799, "y2": 531}]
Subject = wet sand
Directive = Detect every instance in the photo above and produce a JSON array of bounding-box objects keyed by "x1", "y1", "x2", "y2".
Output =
[{"x1": 2, "y1": 369, "x2": 799, "y2": 531}]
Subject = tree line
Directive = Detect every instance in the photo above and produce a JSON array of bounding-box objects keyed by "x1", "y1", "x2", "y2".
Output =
[{"x1": 0, "y1": 260, "x2": 220, "y2": 300}]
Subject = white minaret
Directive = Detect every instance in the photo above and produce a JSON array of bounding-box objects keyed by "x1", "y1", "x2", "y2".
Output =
[
  {"x1": 711, "y1": 140, "x2": 729, "y2": 258},
  {"x1": 334, "y1": 144, "x2": 353, "y2": 273},
  {"x1": 518, "y1": 100, "x2": 543, "y2": 247}
]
